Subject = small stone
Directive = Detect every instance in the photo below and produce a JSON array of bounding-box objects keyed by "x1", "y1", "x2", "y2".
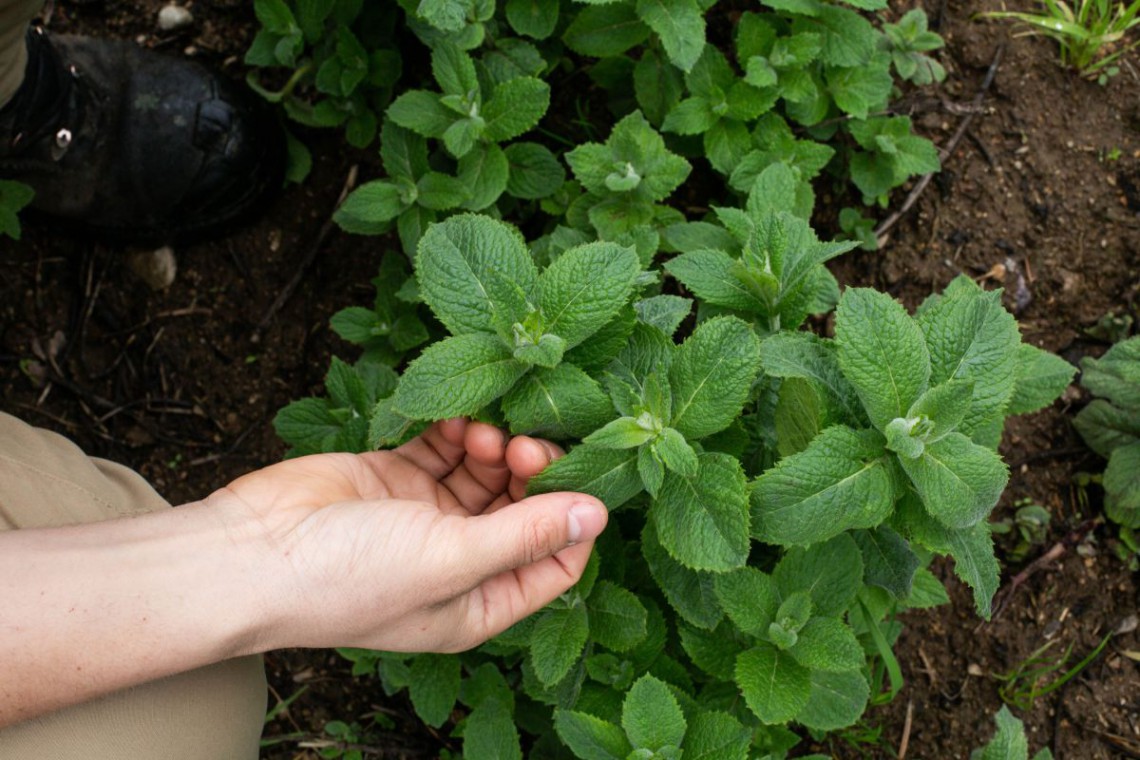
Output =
[
  {"x1": 967, "y1": 663, "x2": 984, "y2": 677},
  {"x1": 157, "y1": 4, "x2": 194, "y2": 32},
  {"x1": 128, "y1": 246, "x2": 178, "y2": 291}
]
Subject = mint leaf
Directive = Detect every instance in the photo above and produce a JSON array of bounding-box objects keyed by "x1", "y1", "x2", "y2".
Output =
[
  {"x1": 563, "y1": 3, "x2": 650, "y2": 58},
  {"x1": 682, "y1": 711, "x2": 751, "y2": 760},
  {"x1": 531, "y1": 605, "x2": 589, "y2": 686},
  {"x1": 772, "y1": 534, "x2": 863, "y2": 617},
  {"x1": 774, "y1": 377, "x2": 826, "y2": 457},
  {"x1": 655, "y1": 427, "x2": 698, "y2": 477},
  {"x1": 274, "y1": 397, "x2": 342, "y2": 454},
  {"x1": 915, "y1": 279, "x2": 1021, "y2": 434},
  {"x1": 751, "y1": 425, "x2": 894, "y2": 547},
  {"x1": 796, "y1": 670, "x2": 870, "y2": 731},
  {"x1": 788, "y1": 617, "x2": 863, "y2": 672},
  {"x1": 651, "y1": 453, "x2": 750, "y2": 571},
  {"x1": 899, "y1": 431, "x2": 1008, "y2": 529},
  {"x1": 670, "y1": 317, "x2": 762, "y2": 440},
  {"x1": 458, "y1": 143, "x2": 509, "y2": 211},
  {"x1": 416, "y1": 171, "x2": 470, "y2": 210},
  {"x1": 387, "y1": 89, "x2": 454, "y2": 137},
  {"x1": 1104, "y1": 441, "x2": 1140, "y2": 528},
  {"x1": 665, "y1": 250, "x2": 759, "y2": 312},
  {"x1": 380, "y1": 120, "x2": 429, "y2": 181},
  {"x1": 836, "y1": 288, "x2": 931, "y2": 430},
  {"x1": 714, "y1": 567, "x2": 778, "y2": 636},
  {"x1": 394, "y1": 333, "x2": 527, "y2": 420},
  {"x1": 334, "y1": 180, "x2": 407, "y2": 233},
  {"x1": 432, "y1": 41, "x2": 478, "y2": 97},
  {"x1": 974, "y1": 705, "x2": 1029, "y2": 760},
  {"x1": 409, "y1": 653, "x2": 460, "y2": 728},
  {"x1": 622, "y1": 675, "x2": 686, "y2": 750},
  {"x1": 505, "y1": 142, "x2": 566, "y2": 200},
  {"x1": 529, "y1": 444, "x2": 643, "y2": 508},
  {"x1": 501, "y1": 363, "x2": 612, "y2": 439},
  {"x1": 484, "y1": 77, "x2": 551, "y2": 141},
  {"x1": 1073, "y1": 399, "x2": 1140, "y2": 459},
  {"x1": 554, "y1": 710, "x2": 632, "y2": 760},
  {"x1": 541, "y1": 242, "x2": 641, "y2": 349},
  {"x1": 634, "y1": 49, "x2": 685, "y2": 126},
  {"x1": 1008, "y1": 344, "x2": 1075, "y2": 415},
  {"x1": 506, "y1": 0, "x2": 559, "y2": 39},
  {"x1": 1079, "y1": 336, "x2": 1140, "y2": 410},
  {"x1": 416, "y1": 214, "x2": 538, "y2": 336},
  {"x1": 736, "y1": 643, "x2": 811, "y2": 724},
  {"x1": 585, "y1": 417, "x2": 658, "y2": 450},
  {"x1": 904, "y1": 567, "x2": 951, "y2": 609},
  {"x1": 852, "y1": 526, "x2": 919, "y2": 599},
  {"x1": 826, "y1": 64, "x2": 892, "y2": 119},
  {"x1": 642, "y1": 521, "x2": 723, "y2": 629},
  {"x1": 588, "y1": 581, "x2": 649, "y2": 652},
  {"x1": 635, "y1": 295, "x2": 692, "y2": 336},
  {"x1": 636, "y1": 0, "x2": 705, "y2": 73},
  {"x1": 464, "y1": 700, "x2": 522, "y2": 760},
  {"x1": 760, "y1": 331, "x2": 866, "y2": 425}
]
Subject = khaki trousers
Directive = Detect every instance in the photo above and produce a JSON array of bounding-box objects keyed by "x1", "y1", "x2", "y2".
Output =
[
  {"x1": 0, "y1": 0, "x2": 37, "y2": 106},
  {"x1": 0, "y1": 412, "x2": 267, "y2": 758}
]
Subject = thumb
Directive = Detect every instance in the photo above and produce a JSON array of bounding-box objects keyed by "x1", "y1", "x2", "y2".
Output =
[{"x1": 460, "y1": 492, "x2": 608, "y2": 579}]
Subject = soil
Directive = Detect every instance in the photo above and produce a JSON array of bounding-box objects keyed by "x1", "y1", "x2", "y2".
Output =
[{"x1": 1, "y1": 1, "x2": 1137, "y2": 759}]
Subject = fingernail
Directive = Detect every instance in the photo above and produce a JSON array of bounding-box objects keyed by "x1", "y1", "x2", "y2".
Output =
[{"x1": 567, "y1": 502, "x2": 607, "y2": 545}]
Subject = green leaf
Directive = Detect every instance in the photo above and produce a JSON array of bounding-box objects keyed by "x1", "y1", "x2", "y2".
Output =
[
  {"x1": 1008, "y1": 344, "x2": 1075, "y2": 415},
  {"x1": 417, "y1": 0, "x2": 468, "y2": 32},
  {"x1": 416, "y1": 214, "x2": 538, "y2": 336},
  {"x1": 636, "y1": 0, "x2": 705, "y2": 73},
  {"x1": 380, "y1": 120, "x2": 429, "y2": 181},
  {"x1": 254, "y1": 0, "x2": 297, "y2": 35},
  {"x1": 531, "y1": 605, "x2": 590, "y2": 686},
  {"x1": 903, "y1": 567, "x2": 950, "y2": 609},
  {"x1": 622, "y1": 675, "x2": 686, "y2": 750},
  {"x1": 681, "y1": 711, "x2": 751, "y2": 760},
  {"x1": 916, "y1": 279, "x2": 1021, "y2": 434},
  {"x1": 273, "y1": 398, "x2": 342, "y2": 454},
  {"x1": 334, "y1": 180, "x2": 407, "y2": 233},
  {"x1": 973, "y1": 705, "x2": 1029, "y2": 760},
  {"x1": 772, "y1": 534, "x2": 864, "y2": 617},
  {"x1": 751, "y1": 425, "x2": 894, "y2": 547},
  {"x1": 409, "y1": 653, "x2": 460, "y2": 728},
  {"x1": 898, "y1": 431, "x2": 1009, "y2": 529},
  {"x1": 432, "y1": 41, "x2": 479, "y2": 97},
  {"x1": 789, "y1": 617, "x2": 863, "y2": 672},
  {"x1": 541, "y1": 242, "x2": 641, "y2": 349},
  {"x1": 760, "y1": 331, "x2": 865, "y2": 425},
  {"x1": 464, "y1": 700, "x2": 522, "y2": 760},
  {"x1": 642, "y1": 521, "x2": 723, "y2": 629},
  {"x1": 796, "y1": 670, "x2": 870, "y2": 731},
  {"x1": 634, "y1": 49, "x2": 685, "y2": 126},
  {"x1": 651, "y1": 453, "x2": 750, "y2": 571},
  {"x1": 635, "y1": 295, "x2": 692, "y2": 336},
  {"x1": 1073, "y1": 399, "x2": 1140, "y2": 459},
  {"x1": 826, "y1": 64, "x2": 893, "y2": 119},
  {"x1": 714, "y1": 567, "x2": 778, "y2": 636},
  {"x1": 585, "y1": 416, "x2": 658, "y2": 450},
  {"x1": 387, "y1": 89, "x2": 455, "y2": 137},
  {"x1": 814, "y1": 5, "x2": 877, "y2": 67},
  {"x1": 484, "y1": 77, "x2": 551, "y2": 141},
  {"x1": 506, "y1": 0, "x2": 559, "y2": 39},
  {"x1": 458, "y1": 143, "x2": 510, "y2": 211},
  {"x1": 330, "y1": 306, "x2": 383, "y2": 344},
  {"x1": 704, "y1": 119, "x2": 754, "y2": 177},
  {"x1": 669, "y1": 317, "x2": 762, "y2": 440},
  {"x1": 662, "y1": 97, "x2": 716, "y2": 135},
  {"x1": 394, "y1": 333, "x2": 528, "y2": 420},
  {"x1": 502, "y1": 364, "x2": 613, "y2": 439},
  {"x1": 528, "y1": 444, "x2": 643, "y2": 509},
  {"x1": 836, "y1": 288, "x2": 931, "y2": 431},
  {"x1": 655, "y1": 427, "x2": 699, "y2": 477},
  {"x1": 1079, "y1": 336, "x2": 1140, "y2": 411},
  {"x1": 554, "y1": 710, "x2": 632, "y2": 760},
  {"x1": 589, "y1": 582, "x2": 649, "y2": 652},
  {"x1": 897, "y1": 498, "x2": 999, "y2": 618},
  {"x1": 852, "y1": 526, "x2": 919, "y2": 599},
  {"x1": 563, "y1": 4, "x2": 651, "y2": 58},
  {"x1": 416, "y1": 171, "x2": 470, "y2": 210},
  {"x1": 505, "y1": 142, "x2": 566, "y2": 200},
  {"x1": 774, "y1": 377, "x2": 825, "y2": 457},
  {"x1": 1104, "y1": 441, "x2": 1140, "y2": 529},
  {"x1": 665, "y1": 250, "x2": 759, "y2": 312},
  {"x1": 736, "y1": 643, "x2": 811, "y2": 724}
]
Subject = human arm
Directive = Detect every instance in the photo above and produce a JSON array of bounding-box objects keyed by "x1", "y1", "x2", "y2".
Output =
[{"x1": 0, "y1": 419, "x2": 607, "y2": 727}]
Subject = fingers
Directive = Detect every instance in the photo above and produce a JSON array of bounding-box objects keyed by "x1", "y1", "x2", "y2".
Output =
[
  {"x1": 506, "y1": 436, "x2": 563, "y2": 502},
  {"x1": 438, "y1": 423, "x2": 513, "y2": 514},
  {"x1": 393, "y1": 418, "x2": 470, "y2": 479}
]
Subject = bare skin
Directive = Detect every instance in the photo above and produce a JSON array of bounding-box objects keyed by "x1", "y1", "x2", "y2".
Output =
[{"x1": 0, "y1": 419, "x2": 606, "y2": 728}]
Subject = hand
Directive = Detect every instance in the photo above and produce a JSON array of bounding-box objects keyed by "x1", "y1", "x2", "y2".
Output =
[{"x1": 208, "y1": 419, "x2": 608, "y2": 653}]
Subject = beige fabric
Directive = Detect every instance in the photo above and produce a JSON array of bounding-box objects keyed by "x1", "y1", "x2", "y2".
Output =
[
  {"x1": 0, "y1": 411, "x2": 267, "y2": 759},
  {"x1": 0, "y1": 0, "x2": 39, "y2": 107}
]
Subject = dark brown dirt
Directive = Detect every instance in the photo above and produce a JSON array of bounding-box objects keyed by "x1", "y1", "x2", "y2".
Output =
[{"x1": 0, "y1": 1, "x2": 1137, "y2": 759}]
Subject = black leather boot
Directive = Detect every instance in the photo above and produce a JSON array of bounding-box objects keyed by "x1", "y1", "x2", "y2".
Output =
[{"x1": 0, "y1": 28, "x2": 284, "y2": 244}]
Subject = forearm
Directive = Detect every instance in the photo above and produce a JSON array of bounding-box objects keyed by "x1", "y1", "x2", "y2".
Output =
[{"x1": 0, "y1": 500, "x2": 280, "y2": 728}]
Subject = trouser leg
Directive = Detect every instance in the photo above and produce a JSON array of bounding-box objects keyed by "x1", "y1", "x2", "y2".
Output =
[
  {"x1": 0, "y1": 411, "x2": 268, "y2": 760},
  {"x1": 0, "y1": 0, "x2": 41, "y2": 106}
]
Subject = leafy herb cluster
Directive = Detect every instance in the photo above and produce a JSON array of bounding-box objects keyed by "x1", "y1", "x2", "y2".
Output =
[{"x1": 265, "y1": 1, "x2": 1080, "y2": 757}]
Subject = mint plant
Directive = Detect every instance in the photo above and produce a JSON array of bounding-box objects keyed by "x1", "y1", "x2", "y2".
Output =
[
  {"x1": 972, "y1": 706, "x2": 1054, "y2": 760},
  {"x1": 1073, "y1": 335, "x2": 1140, "y2": 528},
  {"x1": 881, "y1": 8, "x2": 948, "y2": 85}
]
